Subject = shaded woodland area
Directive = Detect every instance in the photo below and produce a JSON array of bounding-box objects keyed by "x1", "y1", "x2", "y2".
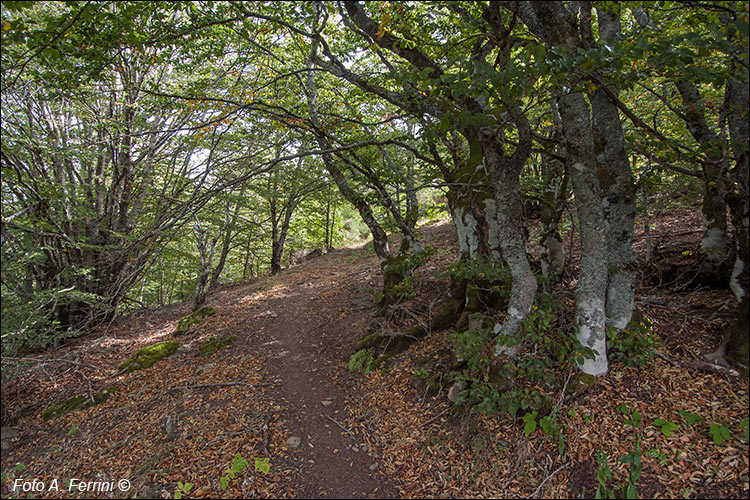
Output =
[{"x1": 1, "y1": 2, "x2": 748, "y2": 499}]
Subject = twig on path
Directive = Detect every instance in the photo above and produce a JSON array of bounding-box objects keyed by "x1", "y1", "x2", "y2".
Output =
[
  {"x1": 106, "y1": 381, "x2": 273, "y2": 415},
  {"x1": 2, "y1": 356, "x2": 103, "y2": 371},
  {"x1": 655, "y1": 350, "x2": 739, "y2": 377},
  {"x1": 261, "y1": 414, "x2": 270, "y2": 455},
  {"x1": 555, "y1": 372, "x2": 572, "y2": 410},
  {"x1": 526, "y1": 462, "x2": 569, "y2": 499},
  {"x1": 418, "y1": 407, "x2": 451, "y2": 429},
  {"x1": 325, "y1": 414, "x2": 354, "y2": 437},
  {"x1": 165, "y1": 382, "x2": 273, "y2": 393},
  {"x1": 202, "y1": 428, "x2": 255, "y2": 450}
]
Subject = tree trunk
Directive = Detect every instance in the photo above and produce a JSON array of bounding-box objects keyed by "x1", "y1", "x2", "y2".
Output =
[
  {"x1": 725, "y1": 75, "x2": 750, "y2": 302},
  {"x1": 591, "y1": 5, "x2": 637, "y2": 331},
  {"x1": 478, "y1": 111, "x2": 537, "y2": 357},
  {"x1": 539, "y1": 152, "x2": 567, "y2": 283},
  {"x1": 539, "y1": 101, "x2": 567, "y2": 284},
  {"x1": 726, "y1": 294, "x2": 749, "y2": 379},
  {"x1": 558, "y1": 91, "x2": 610, "y2": 376},
  {"x1": 675, "y1": 80, "x2": 731, "y2": 265}
]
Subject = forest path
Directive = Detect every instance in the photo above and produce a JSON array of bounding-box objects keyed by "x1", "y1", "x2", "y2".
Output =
[{"x1": 213, "y1": 247, "x2": 400, "y2": 498}]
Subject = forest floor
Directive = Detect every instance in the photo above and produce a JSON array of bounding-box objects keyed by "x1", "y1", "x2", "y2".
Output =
[{"x1": 1, "y1": 207, "x2": 748, "y2": 499}]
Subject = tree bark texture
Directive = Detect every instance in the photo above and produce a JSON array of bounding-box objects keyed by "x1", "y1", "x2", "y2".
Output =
[
  {"x1": 591, "y1": 5, "x2": 637, "y2": 330},
  {"x1": 676, "y1": 80, "x2": 731, "y2": 264},
  {"x1": 725, "y1": 75, "x2": 750, "y2": 302},
  {"x1": 478, "y1": 110, "x2": 537, "y2": 357},
  {"x1": 558, "y1": 91, "x2": 610, "y2": 376}
]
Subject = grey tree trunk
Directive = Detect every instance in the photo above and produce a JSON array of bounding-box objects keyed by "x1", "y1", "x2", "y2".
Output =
[
  {"x1": 558, "y1": 91, "x2": 610, "y2": 376},
  {"x1": 725, "y1": 68, "x2": 750, "y2": 302},
  {"x1": 519, "y1": 1, "x2": 610, "y2": 375},
  {"x1": 539, "y1": 115, "x2": 567, "y2": 284},
  {"x1": 675, "y1": 80, "x2": 731, "y2": 265},
  {"x1": 591, "y1": 6, "x2": 637, "y2": 330},
  {"x1": 478, "y1": 109, "x2": 537, "y2": 357}
]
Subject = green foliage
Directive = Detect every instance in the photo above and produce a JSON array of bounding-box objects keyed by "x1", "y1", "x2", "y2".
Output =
[
  {"x1": 740, "y1": 417, "x2": 749, "y2": 441},
  {"x1": 219, "y1": 453, "x2": 249, "y2": 491},
  {"x1": 617, "y1": 403, "x2": 642, "y2": 429},
  {"x1": 450, "y1": 293, "x2": 593, "y2": 419},
  {"x1": 618, "y1": 439, "x2": 642, "y2": 499},
  {"x1": 611, "y1": 403, "x2": 643, "y2": 498},
  {"x1": 709, "y1": 423, "x2": 731, "y2": 444},
  {"x1": 0, "y1": 286, "x2": 101, "y2": 356},
  {"x1": 523, "y1": 408, "x2": 567, "y2": 456},
  {"x1": 606, "y1": 313, "x2": 655, "y2": 367},
  {"x1": 174, "y1": 482, "x2": 193, "y2": 499},
  {"x1": 652, "y1": 418, "x2": 678, "y2": 437},
  {"x1": 595, "y1": 449, "x2": 615, "y2": 499},
  {"x1": 348, "y1": 349, "x2": 376, "y2": 374},
  {"x1": 254, "y1": 457, "x2": 270, "y2": 474},
  {"x1": 522, "y1": 411, "x2": 538, "y2": 436},
  {"x1": 645, "y1": 447, "x2": 669, "y2": 466},
  {"x1": 678, "y1": 410, "x2": 704, "y2": 426},
  {"x1": 439, "y1": 256, "x2": 511, "y2": 284}
]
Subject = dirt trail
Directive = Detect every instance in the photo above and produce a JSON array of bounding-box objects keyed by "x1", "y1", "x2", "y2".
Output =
[{"x1": 215, "y1": 248, "x2": 400, "y2": 498}]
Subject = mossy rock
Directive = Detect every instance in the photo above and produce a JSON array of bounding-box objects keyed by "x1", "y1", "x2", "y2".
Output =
[
  {"x1": 42, "y1": 386, "x2": 117, "y2": 421},
  {"x1": 356, "y1": 334, "x2": 379, "y2": 351},
  {"x1": 198, "y1": 335, "x2": 236, "y2": 358},
  {"x1": 118, "y1": 341, "x2": 180, "y2": 374},
  {"x1": 564, "y1": 373, "x2": 597, "y2": 401},
  {"x1": 174, "y1": 305, "x2": 216, "y2": 335}
]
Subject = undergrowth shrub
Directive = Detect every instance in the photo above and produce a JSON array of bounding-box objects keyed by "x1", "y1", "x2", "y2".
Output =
[
  {"x1": 606, "y1": 311, "x2": 656, "y2": 366},
  {"x1": 439, "y1": 256, "x2": 511, "y2": 287},
  {"x1": 450, "y1": 292, "x2": 595, "y2": 418},
  {"x1": 0, "y1": 287, "x2": 101, "y2": 356},
  {"x1": 348, "y1": 348, "x2": 376, "y2": 374}
]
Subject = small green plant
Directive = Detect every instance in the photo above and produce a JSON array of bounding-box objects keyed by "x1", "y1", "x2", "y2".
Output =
[
  {"x1": 1, "y1": 463, "x2": 26, "y2": 485},
  {"x1": 617, "y1": 403, "x2": 641, "y2": 428},
  {"x1": 539, "y1": 411, "x2": 566, "y2": 457},
  {"x1": 254, "y1": 457, "x2": 270, "y2": 474},
  {"x1": 595, "y1": 449, "x2": 615, "y2": 499},
  {"x1": 739, "y1": 417, "x2": 749, "y2": 441},
  {"x1": 678, "y1": 409, "x2": 704, "y2": 426},
  {"x1": 67, "y1": 424, "x2": 79, "y2": 437},
  {"x1": 645, "y1": 447, "x2": 669, "y2": 466},
  {"x1": 709, "y1": 423, "x2": 731, "y2": 444},
  {"x1": 606, "y1": 312, "x2": 655, "y2": 366},
  {"x1": 412, "y1": 367, "x2": 430, "y2": 380},
  {"x1": 652, "y1": 418, "x2": 678, "y2": 437},
  {"x1": 613, "y1": 403, "x2": 643, "y2": 499},
  {"x1": 618, "y1": 440, "x2": 642, "y2": 499},
  {"x1": 522, "y1": 411, "x2": 538, "y2": 435},
  {"x1": 219, "y1": 453, "x2": 249, "y2": 491},
  {"x1": 174, "y1": 481, "x2": 193, "y2": 499},
  {"x1": 348, "y1": 348, "x2": 375, "y2": 374}
]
